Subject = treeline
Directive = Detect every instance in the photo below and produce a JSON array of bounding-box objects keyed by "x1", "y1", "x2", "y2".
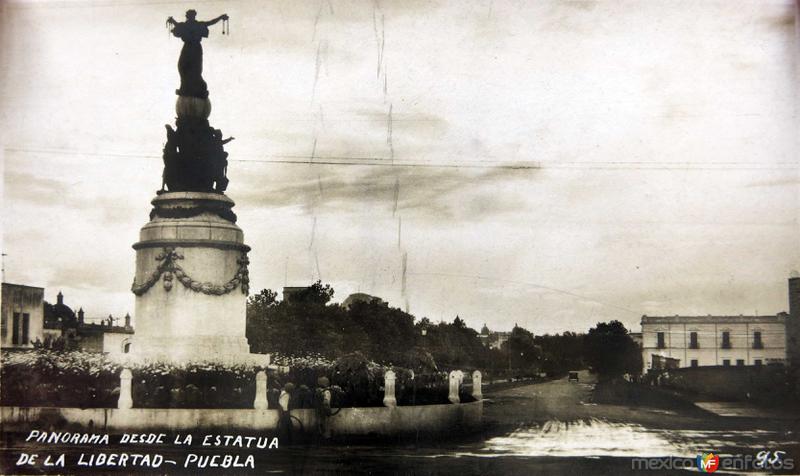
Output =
[{"x1": 246, "y1": 281, "x2": 640, "y2": 378}]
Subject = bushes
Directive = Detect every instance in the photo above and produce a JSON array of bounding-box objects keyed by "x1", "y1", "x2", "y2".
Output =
[
  {"x1": 0, "y1": 350, "x2": 264, "y2": 409},
  {"x1": 270, "y1": 352, "x2": 452, "y2": 407},
  {"x1": 1, "y1": 350, "x2": 122, "y2": 408},
  {"x1": 396, "y1": 372, "x2": 452, "y2": 406},
  {"x1": 328, "y1": 352, "x2": 384, "y2": 407},
  {"x1": 271, "y1": 352, "x2": 457, "y2": 407},
  {"x1": 131, "y1": 362, "x2": 258, "y2": 409},
  {"x1": 2, "y1": 350, "x2": 470, "y2": 409}
]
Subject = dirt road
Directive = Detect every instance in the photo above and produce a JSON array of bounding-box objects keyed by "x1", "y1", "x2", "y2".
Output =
[
  {"x1": 476, "y1": 370, "x2": 799, "y2": 465},
  {"x1": 484, "y1": 370, "x2": 712, "y2": 430}
]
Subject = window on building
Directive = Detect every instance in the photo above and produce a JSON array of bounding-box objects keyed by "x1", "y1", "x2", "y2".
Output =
[
  {"x1": 689, "y1": 332, "x2": 698, "y2": 349},
  {"x1": 690, "y1": 359, "x2": 698, "y2": 367},
  {"x1": 657, "y1": 332, "x2": 665, "y2": 349},
  {"x1": 736, "y1": 359, "x2": 745, "y2": 366},
  {"x1": 721, "y1": 331, "x2": 731, "y2": 349},
  {"x1": 753, "y1": 331, "x2": 763, "y2": 349},
  {"x1": 22, "y1": 313, "x2": 29, "y2": 346},
  {"x1": 12, "y1": 313, "x2": 20, "y2": 345},
  {"x1": 754, "y1": 359, "x2": 763, "y2": 366},
  {"x1": 722, "y1": 359, "x2": 731, "y2": 366},
  {"x1": 123, "y1": 342, "x2": 131, "y2": 354}
]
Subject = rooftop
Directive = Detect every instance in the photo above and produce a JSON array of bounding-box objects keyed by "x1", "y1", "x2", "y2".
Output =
[
  {"x1": 642, "y1": 314, "x2": 787, "y2": 325},
  {"x1": 1, "y1": 282, "x2": 44, "y2": 291}
]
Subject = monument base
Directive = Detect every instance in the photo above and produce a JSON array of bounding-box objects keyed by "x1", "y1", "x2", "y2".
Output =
[
  {"x1": 128, "y1": 336, "x2": 270, "y2": 367},
  {"x1": 130, "y1": 192, "x2": 264, "y2": 367}
]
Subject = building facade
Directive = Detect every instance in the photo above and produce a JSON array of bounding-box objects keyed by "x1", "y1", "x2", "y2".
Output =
[
  {"x1": 641, "y1": 314, "x2": 787, "y2": 372},
  {"x1": 640, "y1": 277, "x2": 800, "y2": 373},
  {"x1": 76, "y1": 313, "x2": 134, "y2": 354},
  {"x1": 1, "y1": 283, "x2": 45, "y2": 348},
  {"x1": 478, "y1": 324, "x2": 511, "y2": 350},
  {"x1": 787, "y1": 275, "x2": 800, "y2": 366},
  {"x1": 40, "y1": 291, "x2": 135, "y2": 354},
  {"x1": 629, "y1": 332, "x2": 642, "y2": 348}
]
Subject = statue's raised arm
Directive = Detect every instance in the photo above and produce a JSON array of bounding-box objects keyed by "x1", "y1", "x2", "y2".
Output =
[{"x1": 201, "y1": 14, "x2": 229, "y2": 27}]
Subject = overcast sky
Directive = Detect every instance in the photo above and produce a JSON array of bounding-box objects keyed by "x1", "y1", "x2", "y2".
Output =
[{"x1": 1, "y1": 0, "x2": 798, "y2": 333}]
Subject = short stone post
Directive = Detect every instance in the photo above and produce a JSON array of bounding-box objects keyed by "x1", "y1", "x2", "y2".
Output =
[
  {"x1": 118, "y1": 368, "x2": 133, "y2": 410},
  {"x1": 383, "y1": 370, "x2": 397, "y2": 407},
  {"x1": 472, "y1": 370, "x2": 483, "y2": 400},
  {"x1": 254, "y1": 370, "x2": 268, "y2": 409},
  {"x1": 448, "y1": 370, "x2": 460, "y2": 404}
]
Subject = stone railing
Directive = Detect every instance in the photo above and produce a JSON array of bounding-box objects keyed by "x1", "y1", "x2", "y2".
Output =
[
  {"x1": 0, "y1": 367, "x2": 487, "y2": 435},
  {"x1": 380, "y1": 369, "x2": 483, "y2": 407},
  {"x1": 116, "y1": 368, "x2": 483, "y2": 410}
]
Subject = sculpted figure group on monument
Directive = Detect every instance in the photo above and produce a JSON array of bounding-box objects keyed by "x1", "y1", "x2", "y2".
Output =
[{"x1": 161, "y1": 10, "x2": 233, "y2": 194}]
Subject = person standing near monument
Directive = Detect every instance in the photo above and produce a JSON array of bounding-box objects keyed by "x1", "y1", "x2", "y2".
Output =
[
  {"x1": 278, "y1": 383, "x2": 295, "y2": 444},
  {"x1": 315, "y1": 377, "x2": 333, "y2": 440}
]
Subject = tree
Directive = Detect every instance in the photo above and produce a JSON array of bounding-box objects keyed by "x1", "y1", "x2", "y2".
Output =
[
  {"x1": 247, "y1": 289, "x2": 278, "y2": 314},
  {"x1": 504, "y1": 325, "x2": 541, "y2": 371},
  {"x1": 584, "y1": 320, "x2": 642, "y2": 379},
  {"x1": 245, "y1": 282, "x2": 501, "y2": 371},
  {"x1": 347, "y1": 300, "x2": 416, "y2": 362},
  {"x1": 422, "y1": 317, "x2": 488, "y2": 369},
  {"x1": 535, "y1": 331, "x2": 585, "y2": 377},
  {"x1": 245, "y1": 288, "x2": 279, "y2": 354},
  {"x1": 286, "y1": 280, "x2": 334, "y2": 305}
]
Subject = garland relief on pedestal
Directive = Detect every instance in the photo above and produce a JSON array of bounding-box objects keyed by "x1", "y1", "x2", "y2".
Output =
[{"x1": 131, "y1": 247, "x2": 249, "y2": 296}]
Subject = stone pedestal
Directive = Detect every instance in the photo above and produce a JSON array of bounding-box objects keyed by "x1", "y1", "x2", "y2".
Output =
[{"x1": 129, "y1": 192, "x2": 268, "y2": 366}]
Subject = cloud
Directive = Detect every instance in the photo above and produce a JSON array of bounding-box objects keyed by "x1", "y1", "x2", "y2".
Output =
[
  {"x1": 746, "y1": 177, "x2": 800, "y2": 188},
  {"x1": 48, "y1": 262, "x2": 127, "y2": 294},
  {"x1": 760, "y1": 11, "x2": 795, "y2": 31},
  {"x1": 3, "y1": 154, "x2": 151, "y2": 228},
  {"x1": 235, "y1": 162, "x2": 538, "y2": 220},
  {"x1": 3, "y1": 169, "x2": 83, "y2": 208}
]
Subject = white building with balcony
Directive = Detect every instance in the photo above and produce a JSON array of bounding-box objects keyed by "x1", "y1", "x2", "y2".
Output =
[{"x1": 641, "y1": 314, "x2": 787, "y2": 372}]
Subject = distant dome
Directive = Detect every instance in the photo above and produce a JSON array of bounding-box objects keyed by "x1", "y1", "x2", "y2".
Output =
[
  {"x1": 342, "y1": 293, "x2": 385, "y2": 310},
  {"x1": 53, "y1": 303, "x2": 75, "y2": 321},
  {"x1": 45, "y1": 291, "x2": 77, "y2": 328}
]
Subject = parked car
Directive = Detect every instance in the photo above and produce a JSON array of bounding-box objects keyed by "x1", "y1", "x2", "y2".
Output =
[{"x1": 568, "y1": 371, "x2": 579, "y2": 382}]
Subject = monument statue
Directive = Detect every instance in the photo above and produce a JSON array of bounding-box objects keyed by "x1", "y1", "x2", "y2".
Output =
[
  {"x1": 129, "y1": 9, "x2": 264, "y2": 365},
  {"x1": 161, "y1": 10, "x2": 233, "y2": 195},
  {"x1": 167, "y1": 10, "x2": 229, "y2": 99}
]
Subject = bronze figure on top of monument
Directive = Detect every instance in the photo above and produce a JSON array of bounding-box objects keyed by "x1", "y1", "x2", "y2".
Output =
[{"x1": 162, "y1": 10, "x2": 232, "y2": 194}]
